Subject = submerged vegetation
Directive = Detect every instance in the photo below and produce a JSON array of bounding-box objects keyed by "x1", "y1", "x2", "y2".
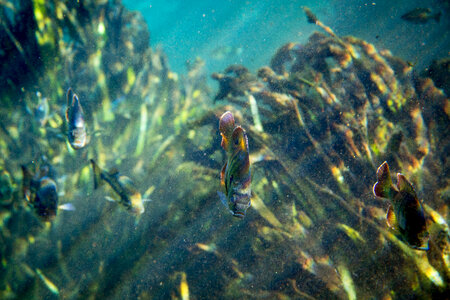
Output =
[{"x1": 0, "y1": 1, "x2": 449, "y2": 299}]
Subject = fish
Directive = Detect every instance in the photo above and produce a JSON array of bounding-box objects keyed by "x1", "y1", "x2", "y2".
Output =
[
  {"x1": 218, "y1": 111, "x2": 251, "y2": 218},
  {"x1": 21, "y1": 164, "x2": 74, "y2": 222},
  {"x1": 373, "y1": 161, "x2": 429, "y2": 250},
  {"x1": 66, "y1": 88, "x2": 88, "y2": 149},
  {"x1": 90, "y1": 159, "x2": 145, "y2": 216},
  {"x1": 34, "y1": 91, "x2": 49, "y2": 127},
  {"x1": 401, "y1": 8, "x2": 441, "y2": 24}
]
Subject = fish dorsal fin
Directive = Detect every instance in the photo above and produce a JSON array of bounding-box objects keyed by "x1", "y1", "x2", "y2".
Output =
[
  {"x1": 118, "y1": 175, "x2": 137, "y2": 193},
  {"x1": 66, "y1": 88, "x2": 73, "y2": 107},
  {"x1": 396, "y1": 173, "x2": 417, "y2": 198},
  {"x1": 108, "y1": 168, "x2": 120, "y2": 177},
  {"x1": 386, "y1": 205, "x2": 397, "y2": 229},
  {"x1": 219, "y1": 111, "x2": 235, "y2": 152},
  {"x1": 231, "y1": 126, "x2": 249, "y2": 153},
  {"x1": 373, "y1": 161, "x2": 397, "y2": 199},
  {"x1": 72, "y1": 94, "x2": 78, "y2": 107}
]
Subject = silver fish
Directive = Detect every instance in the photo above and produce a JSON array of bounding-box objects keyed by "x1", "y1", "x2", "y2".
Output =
[{"x1": 66, "y1": 88, "x2": 88, "y2": 149}]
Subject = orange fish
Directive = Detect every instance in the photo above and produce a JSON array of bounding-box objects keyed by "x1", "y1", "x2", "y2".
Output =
[{"x1": 218, "y1": 111, "x2": 251, "y2": 218}]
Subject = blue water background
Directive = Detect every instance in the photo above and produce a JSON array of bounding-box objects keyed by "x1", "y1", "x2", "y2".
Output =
[{"x1": 122, "y1": 0, "x2": 449, "y2": 75}]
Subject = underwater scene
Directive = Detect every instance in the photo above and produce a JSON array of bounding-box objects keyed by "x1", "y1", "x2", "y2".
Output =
[{"x1": 0, "y1": 0, "x2": 449, "y2": 299}]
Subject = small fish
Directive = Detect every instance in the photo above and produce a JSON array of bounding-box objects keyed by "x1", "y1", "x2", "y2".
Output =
[
  {"x1": 66, "y1": 88, "x2": 88, "y2": 149},
  {"x1": 34, "y1": 91, "x2": 49, "y2": 127},
  {"x1": 21, "y1": 164, "x2": 74, "y2": 222},
  {"x1": 401, "y1": 8, "x2": 441, "y2": 24},
  {"x1": 90, "y1": 159, "x2": 145, "y2": 216},
  {"x1": 373, "y1": 161, "x2": 429, "y2": 250},
  {"x1": 218, "y1": 111, "x2": 251, "y2": 218}
]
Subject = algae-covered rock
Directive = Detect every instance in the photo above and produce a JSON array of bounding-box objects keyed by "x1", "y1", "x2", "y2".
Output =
[{"x1": 0, "y1": 3, "x2": 448, "y2": 300}]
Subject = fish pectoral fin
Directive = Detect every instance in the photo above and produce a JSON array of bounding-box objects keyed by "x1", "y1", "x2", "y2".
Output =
[
  {"x1": 105, "y1": 196, "x2": 116, "y2": 202},
  {"x1": 218, "y1": 191, "x2": 235, "y2": 215},
  {"x1": 217, "y1": 191, "x2": 228, "y2": 207},
  {"x1": 58, "y1": 203, "x2": 75, "y2": 211},
  {"x1": 410, "y1": 244, "x2": 429, "y2": 251},
  {"x1": 386, "y1": 205, "x2": 397, "y2": 229}
]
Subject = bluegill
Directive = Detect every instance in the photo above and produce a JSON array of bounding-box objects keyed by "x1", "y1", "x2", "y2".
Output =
[
  {"x1": 21, "y1": 164, "x2": 74, "y2": 222},
  {"x1": 218, "y1": 111, "x2": 251, "y2": 218},
  {"x1": 90, "y1": 159, "x2": 145, "y2": 216},
  {"x1": 66, "y1": 88, "x2": 88, "y2": 149},
  {"x1": 401, "y1": 8, "x2": 441, "y2": 24},
  {"x1": 373, "y1": 162, "x2": 429, "y2": 250}
]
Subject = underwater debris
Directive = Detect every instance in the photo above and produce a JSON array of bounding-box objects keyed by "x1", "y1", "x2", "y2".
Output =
[
  {"x1": 211, "y1": 65, "x2": 261, "y2": 100},
  {"x1": 423, "y1": 58, "x2": 450, "y2": 96},
  {"x1": 270, "y1": 42, "x2": 298, "y2": 76}
]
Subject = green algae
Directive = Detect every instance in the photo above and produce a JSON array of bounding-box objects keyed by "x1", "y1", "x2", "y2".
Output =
[{"x1": 0, "y1": 2, "x2": 448, "y2": 300}]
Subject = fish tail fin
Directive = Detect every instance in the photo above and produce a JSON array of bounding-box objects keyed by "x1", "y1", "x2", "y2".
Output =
[
  {"x1": 373, "y1": 161, "x2": 397, "y2": 199},
  {"x1": 219, "y1": 111, "x2": 235, "y2": 151},
  {"x1": 90, "y1": 159, "x2": 104, "y2": 189},
  {"x1": 434, "y1": 12, "x2": 441, "y2": 23}
]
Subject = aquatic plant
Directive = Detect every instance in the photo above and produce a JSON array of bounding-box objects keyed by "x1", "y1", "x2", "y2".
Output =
[{"x1": 0, "y1": 3, "x2": 448, "y2": 299}]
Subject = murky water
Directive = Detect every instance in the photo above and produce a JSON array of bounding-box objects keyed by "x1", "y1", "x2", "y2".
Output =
[{"x1": 0, "y1": 1, "x2": 449, "y2": 299}]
